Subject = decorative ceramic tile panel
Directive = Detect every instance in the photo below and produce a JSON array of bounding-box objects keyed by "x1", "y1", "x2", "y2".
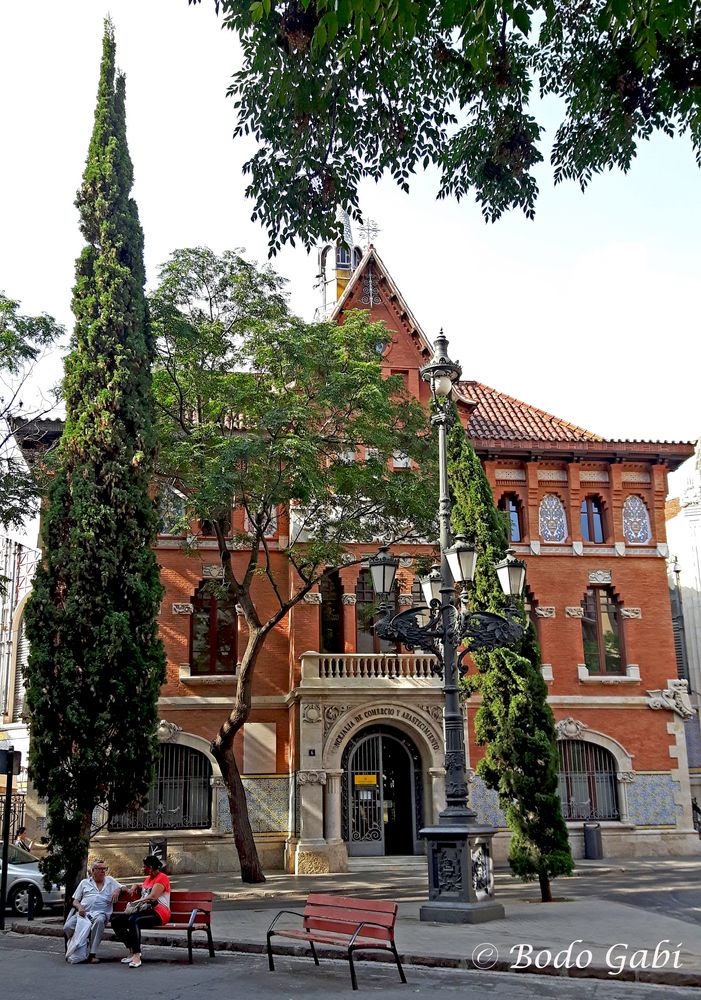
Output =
[
  {"x1": 239, "y1": 776, "x2": 290, "y2": 832},
  {"x1": 684, "y1": 718, "x2": 701, "y2": 769},
  {"x1": 623, "y1": 495, "x2": 652, "y2": 544},
  {"x1": 539, "y1": 495, "x2": 568, "y2": 543},
  {"x1": 470, "y1": 776, "x2": 507, "y2": 827},
  {"x1": 625, "y1": 773, "x2": 678, "y2": 826}
]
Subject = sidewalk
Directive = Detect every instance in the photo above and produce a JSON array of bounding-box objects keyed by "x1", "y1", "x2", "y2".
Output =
[{"x1": 9, "y1": 856, "x2": 701, "y2": 988}]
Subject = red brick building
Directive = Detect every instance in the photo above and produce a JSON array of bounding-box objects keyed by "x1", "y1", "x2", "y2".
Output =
[{"x1": 14, "y1": 244, "x2": 699, "y2": 872}]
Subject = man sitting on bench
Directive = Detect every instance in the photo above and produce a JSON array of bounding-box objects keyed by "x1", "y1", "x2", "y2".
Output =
[{"x1": 64, "y1": 859, "x2": 124, "y2": 963}]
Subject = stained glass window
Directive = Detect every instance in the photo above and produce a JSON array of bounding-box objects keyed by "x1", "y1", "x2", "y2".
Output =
[
  {"x1": 539, "y1": 494, "x2": 567, "y2": 543},
  {"x1": 622, "y1": 495, "x2": 651, "y2": 544}
]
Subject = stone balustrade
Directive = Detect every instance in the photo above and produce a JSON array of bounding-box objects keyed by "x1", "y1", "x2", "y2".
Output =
[{"x1": 300, "y1": 651, "x2": 440, "y2": 685}]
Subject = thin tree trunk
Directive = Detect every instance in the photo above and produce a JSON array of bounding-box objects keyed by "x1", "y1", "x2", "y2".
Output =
[
  {"x1": 538, "y1": 871, "x2": 552, "y2": 902},
  {"x1": 213, "y1": 738, "x2": 265, "y2": 883}
]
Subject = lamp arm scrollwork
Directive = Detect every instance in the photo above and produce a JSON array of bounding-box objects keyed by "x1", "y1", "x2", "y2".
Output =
[{"x1": 373, "y1": 600, "x2": 524, "y2": 679}]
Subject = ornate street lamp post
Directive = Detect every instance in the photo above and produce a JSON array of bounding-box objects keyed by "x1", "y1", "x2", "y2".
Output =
[{"x1": 369, "y1": 331, "x2": 526, "y2": 924}]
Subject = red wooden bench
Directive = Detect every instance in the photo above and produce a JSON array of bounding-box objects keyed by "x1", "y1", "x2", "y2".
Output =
[
  {"x1": 110, "y1": 890, "x2": 215, "y2": 963},
  {"x1": 266, "y1": 893, "x2": 407, "y2": 990}
]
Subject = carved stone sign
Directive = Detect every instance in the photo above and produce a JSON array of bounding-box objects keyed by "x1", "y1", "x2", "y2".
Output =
[
  {"x1": 303, "y1": 593, "x2": 323, "y2": 605},
  {"x1": 341, "y1": 594, "x2": 357, "y2": 605},
  {"x1": 621, "y1": 607, "x2": 642, "y2": 619},
  {"x1": 302, "y1": 703, "x2": 321, "y2": 724},
  {"x1": 157, "y1": 719, "x2": 183, "y2": 743},
  {"x1": 172, "y1": 603, "x2": 194, "y2": 615},
  {"x1": 566, "y1": 607, "x2": 584, "y2": 618},
  {"x1": 556, "y1": 717, "x2": 589, "y2": 739},
  {"x1": 297, "y1": 770, "x2": 327, "y2": 785},
  {"x1": 328, "y1": 705, "x2": 442, "y2": 753},
  {"x1": 203, "y1": 564, "x2": 224, "y2": 579},
  {"x1": 646, "y1": 680, "x2": 695, "y2": 720},
  {"x1": 589, "y1": 570, "x2": 612, "y2": 584},
  {"x1": 535, "y1": 607, "x2": 556, "y2": 618}
]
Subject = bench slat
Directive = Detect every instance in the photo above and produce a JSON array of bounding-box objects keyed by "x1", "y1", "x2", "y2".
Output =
[{"x1": 305, "y1": 894, "x2": 397, "y2": 914}]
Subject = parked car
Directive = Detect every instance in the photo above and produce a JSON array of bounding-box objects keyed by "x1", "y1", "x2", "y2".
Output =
[{"x1": 5, "y1": 844, "x2": 64, "y2": 916}]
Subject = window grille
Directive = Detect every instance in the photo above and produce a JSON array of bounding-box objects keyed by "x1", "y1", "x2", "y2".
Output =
[
  {"x1": 558, "y1": 740, "x2": 620, "y2": 821},
  {"x1": 109, "y1": 744, "x2": 212, "y2": 831}
]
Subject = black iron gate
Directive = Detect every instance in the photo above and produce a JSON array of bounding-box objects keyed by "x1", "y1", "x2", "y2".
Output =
[{"x1": 342, "y1": 725, "x2": 423, "y2": 856}]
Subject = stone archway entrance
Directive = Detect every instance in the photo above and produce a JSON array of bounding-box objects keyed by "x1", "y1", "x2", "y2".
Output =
[{"x1": 342, "y1": 725, "x2": 423, "y2": 856}]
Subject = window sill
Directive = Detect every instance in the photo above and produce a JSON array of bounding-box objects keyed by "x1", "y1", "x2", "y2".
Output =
[
  {"x1": 179, "y1": 665, "x2": 237, "y2": 685},
  {"x1": 577, "y1": 664, "x2": 640, "y2": 684}
]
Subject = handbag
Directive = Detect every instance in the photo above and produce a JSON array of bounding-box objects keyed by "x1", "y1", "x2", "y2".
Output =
[{"x1": 124, "y1": 898, "x2": 154, "y2": 915}]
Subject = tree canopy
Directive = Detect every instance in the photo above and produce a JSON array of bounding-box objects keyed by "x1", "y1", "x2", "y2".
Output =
[
  {"x1": 24, "y1": 20, "x2": 165, "y2": 897},
  {"x1": 0, "y1": 292, "x2": 62, "y2": 532},
  {"x1": 190, "y1": 0, "x2": 701, "y2": 251},
  {"x1": 152, "y1": 245, "x2": 437, "y2": 878}
]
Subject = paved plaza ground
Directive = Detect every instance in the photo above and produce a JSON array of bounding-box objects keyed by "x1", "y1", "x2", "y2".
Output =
[{"x1": 5, "y1": 855, "x2": 701, "y2": 993}]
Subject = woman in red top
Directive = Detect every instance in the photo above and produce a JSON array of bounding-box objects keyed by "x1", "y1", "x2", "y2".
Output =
[{"x1": 110, "y1": 854, "x2": 171, "y2": 968}]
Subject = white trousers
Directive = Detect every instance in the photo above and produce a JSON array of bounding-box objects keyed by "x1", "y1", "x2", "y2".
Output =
[{"x1": 64, "y1": 910, "x2": 108, "y2": 955}]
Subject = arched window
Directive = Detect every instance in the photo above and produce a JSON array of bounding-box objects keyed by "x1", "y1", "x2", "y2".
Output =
[
  {"x1": 336, "y1": 244, "x2": 351, "y2": 268},
  {"x1": 320, "y1": 570, "x2": 344, "y2": 654},
  {"x1": 191, "y1": 581, "x2": 237, "y2": 676},
  {"x1": 622, "y1": 494, "x2": 651, "y2": 544},
  {"x1": 109, "y1": 744, "x2": 213, "y2": 831},
  {"x1": 580, "y1": 495, "x2": 606, "y2": 543},
  {"x1": 539, "y1": 494, "x2": 567, "y2": 543},
  {"x1": 498, "y1": 493, "x2": 524, "y2": 543},
  {"x1": 352, "y1": 246, "x2": 362, "y2": 268},
  {"x1": 355, "y1": 568, "x2": 398, "y2": 654},
  {"x1": 558, "y1": 740, "x2": 620, "y2": 820},
  {"x1": 581, "y1": 586, "x2": 624, "y2": 674}
]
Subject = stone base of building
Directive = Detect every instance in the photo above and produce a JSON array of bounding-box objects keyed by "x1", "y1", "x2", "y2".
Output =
[
  {"x1": 490, "y1": 826, "x2": 701, "y2": 863},
  {"x1": 92, "y1": 831, "x2": 286, "y2": 876}
]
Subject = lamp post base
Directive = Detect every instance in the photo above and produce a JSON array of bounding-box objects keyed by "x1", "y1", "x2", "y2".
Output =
[
  {"x1": 419, "y1": 823, "x2": 504, "y2": 924},
  {"x1": 419, "y1": 899, "x2": 505, "y2": 924}
]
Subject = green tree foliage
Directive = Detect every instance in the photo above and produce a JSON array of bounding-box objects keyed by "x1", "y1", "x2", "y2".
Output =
[
  {"x1": 190, "y1": 0, "x2": 701, "y2": 250},
  {"x1": 151, "y1": 246, "x2": 437, "y2": 879},
  {"x1": 0, "y1": 292, "x2": 63, "y2": 531},
  {"x1": 23, "y1": 21, "x2": 166, "y2": 899},
  {"x1": 447, "y1": 415, "x2": 573, "y2": 901}
]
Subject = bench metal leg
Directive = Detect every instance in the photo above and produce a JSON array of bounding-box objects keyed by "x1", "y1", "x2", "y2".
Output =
[
  {"x1": 309, "y1": 939, "x2": 320, "y2": 966},
  {"x1": 391, "y1": 941, "x2": 407, "y2": 984},
  {"x1": 187, "y1": 928, "x2": 193, "y2": 964},
  {"x1": 348, "y1": 947, "x2": 359, "y2": 991},
  {"x1": 206, "y1": 925, "x2": 215, "y2": 958},
  {"x1": 267, "y1": 933, "x2": 276, "y2": 972}
]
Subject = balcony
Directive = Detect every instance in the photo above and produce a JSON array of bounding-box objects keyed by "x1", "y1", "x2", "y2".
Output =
[{"x1": 299, "y1": 651, "x2": 440, "y2": 688}]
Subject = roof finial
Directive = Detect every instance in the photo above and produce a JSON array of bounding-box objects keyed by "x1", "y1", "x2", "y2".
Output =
[{"x1": 359, "y1": 218, "x2": 381, "y2": 249}]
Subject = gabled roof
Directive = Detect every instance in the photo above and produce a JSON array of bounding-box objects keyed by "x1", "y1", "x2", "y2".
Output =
[
  {"x1": 464, "y1": 381, "x2": 602, "y2": 443},
  {"x1": 332, "y1": 245, "x2": 478, "y2": 408},
  {"x1": 331, "y1": 245, "x2": 434, "y2": 359}
]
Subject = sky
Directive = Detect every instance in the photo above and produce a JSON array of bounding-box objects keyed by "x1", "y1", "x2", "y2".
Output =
[{"x1": 1, "y1": 0, "x2": 700, "y2": 445}]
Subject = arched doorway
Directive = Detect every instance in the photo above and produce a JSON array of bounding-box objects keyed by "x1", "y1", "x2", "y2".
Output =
[{"x1": 342, "y1": 725, "x2": 423, "y2": 856}]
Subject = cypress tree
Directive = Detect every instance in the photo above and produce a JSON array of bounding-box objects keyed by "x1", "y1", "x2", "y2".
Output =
[
  {"x1": 448, "y1": 414, "x2": 573, "y2": 902},
  {"x1": 23, "y1": 20, "x2": 165, "y2": 898}
]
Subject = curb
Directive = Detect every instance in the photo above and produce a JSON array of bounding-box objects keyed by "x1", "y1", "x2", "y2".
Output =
[{"x1": 8, "y1": 921, "x2": 701, "y2": 989}]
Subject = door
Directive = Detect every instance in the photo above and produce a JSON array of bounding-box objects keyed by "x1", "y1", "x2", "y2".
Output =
[{"x1": 345, "y1": 728, "x2": 418, "y2": 856}]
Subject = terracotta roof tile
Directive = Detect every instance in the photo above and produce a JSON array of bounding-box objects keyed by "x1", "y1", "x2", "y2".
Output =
[{"x1": 462, "y1": 381, "x2": 602, "y2": 443}]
